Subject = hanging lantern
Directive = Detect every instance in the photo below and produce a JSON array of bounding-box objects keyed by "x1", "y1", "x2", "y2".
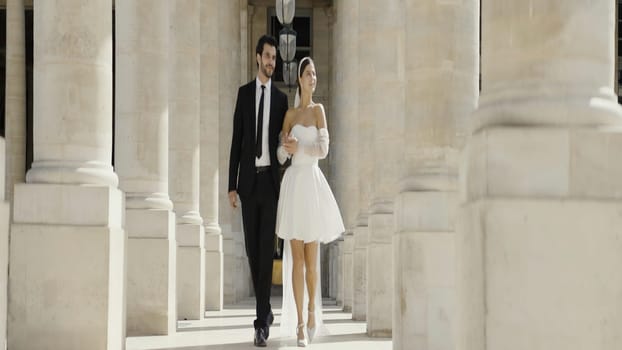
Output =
[
  {"x1": 276, "y1": 0, "x2": 295, "y2": 25},
  {"x1": 279, "y1": 27, "x2": 297, "y2": 62},
  {"x1": 283, "y1": 61, "x2": 298, "y2": 86},
  {"x1": 276, "y1": 0, "x2": 297, "y2": 88}
]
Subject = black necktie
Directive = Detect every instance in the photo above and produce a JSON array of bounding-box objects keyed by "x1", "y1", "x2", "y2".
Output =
[{"x1": 256, "y1": 85, "x2": 265, "y2": 159}]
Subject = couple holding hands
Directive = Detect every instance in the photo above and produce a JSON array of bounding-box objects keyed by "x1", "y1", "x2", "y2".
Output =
[{"x1": 228, "y1": 34, "x2": 344, "y2": 347}]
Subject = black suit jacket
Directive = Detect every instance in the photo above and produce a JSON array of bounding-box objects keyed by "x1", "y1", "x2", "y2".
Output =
[{"x1": 228, "y1": 80, "x2": 289, "y2": 198}]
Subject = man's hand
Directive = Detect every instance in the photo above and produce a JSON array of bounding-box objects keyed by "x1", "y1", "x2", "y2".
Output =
[{"x1": 228, "y1": 190, "x2": 238, "y2": 208}]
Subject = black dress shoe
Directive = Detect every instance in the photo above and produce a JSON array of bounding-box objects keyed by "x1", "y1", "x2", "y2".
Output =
[
  {"x1": 254, "y1": 328, "x2": 267, "y2": 347},
  {"x1": 263, "y1": 311, "x2": 274, "y2": 340},
  {"x1": 267, "y1": 311, "x2": 274, "y2": 326}
]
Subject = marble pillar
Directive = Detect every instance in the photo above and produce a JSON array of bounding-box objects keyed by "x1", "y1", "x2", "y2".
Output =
[
  {"x1": 218, "y1": 0, "x2": 247, "y2": 303},
  {"x1": 352, "y1": 223, "x2": 368, "y2": 321},
  {"x1": 459, "y1": 1, "x2": 622, "y2": 349},
  {"x1": 170, "y1": 0, "x2": 205, "y2": 321},
  {"x1": 5, "y1": 0, "x2": 26, "y2": 202},
  {"x1": 116, "y1": 0, "x2": 176, "y2": 336},
  {"x1": 199, "y1": 0, "x2": 225, "y2": 309},
  {"x1": 0, "y1": 139, "x2": 10, "y2": 349},
  {"x1": 342, "y1": 234, "x2": 354, "y2": 312},
  {"x1": 353, "y1": 0, "x2": 372, "y2": 323},
  {"x1": 331, "y1": 0, "x2": 359, "y2": 315},
  {"x1": 361, "y1": 0, "x2": 405, "y2": 337},
  {"x1": 328, "y1": 242, "x2": 338, "y2": 301},
  {"x1": 335, "y1": 240, "x2": 344, "y2": 304},
  {"x1": 8, "y1": 1, "x2": 126, "y2": 348},
  {"x1": 394, "y1": 1, "x2": 478, "y2": 349}
]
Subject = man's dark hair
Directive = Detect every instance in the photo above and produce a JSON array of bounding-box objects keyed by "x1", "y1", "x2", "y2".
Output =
[{"x1": 255, "y1": 35, "x2": 278, "y2": 64}]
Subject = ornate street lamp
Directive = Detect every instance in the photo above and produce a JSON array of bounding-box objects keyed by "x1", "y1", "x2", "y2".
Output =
[
  {"x1": 276, "y1": 0, "x2": 295, "y2": 24},
  {"x1": 276, "y1": 0, "x2": 297, "y2": 88},
  {"x1": 283, "y1": 61, "x2": 298, "y2": 86}
]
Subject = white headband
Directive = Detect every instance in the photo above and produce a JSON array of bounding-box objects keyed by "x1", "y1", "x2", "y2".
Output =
[
  {"x1": 295, "y1": 57, "x2": 312, "y2": 108},
  {"x1": 297, "y1": 56, "x2": 312, "y2": 79}
]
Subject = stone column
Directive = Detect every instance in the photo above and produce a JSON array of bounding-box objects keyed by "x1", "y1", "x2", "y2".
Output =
[
  {"x1": 218, "y1": 0, "x2": 245, "y2": 303},
  {"x1": 5, "y1": 0, "x2": 26, "y2": 202},
  {"x1": 361, "y1": 0, "x2": 404, "y2": 337},
  {"x1": 352, "y1": 223, "x2": 368, "y2": 320},
  {"x1": 459, "y1": 1, "x2": 622, "y2": 349},
  {"x1": 0, "y1": 139, "x2": 8, "y2": 350},
  {"x1": 335, "y1": 240, "x2": 344, "y2": 305},
  {"x1": 116, "y1": 0, "x2": 176, "y2": 335},
  {"x1": 394, "y1": 1, "x2": 478, "y2": 349},
  {"x1": 170, "y1": 0, "x2": 205, "y2": 321},
  {"x1": 325, "y1": 242, "x2": 334, "y2": 300},
  {"x1": 8, "y1": 1, "x2": 125, "y2": 348},
  {"x1": 342, "y1": 235, "x2": 354, "y2": 312},
  {"x1": 331, "y1": 0, "x2": 358, "y2": 315},
  {"x1": 352, "y1": 0, "x2": 371, "y2": 322},
  {"x1": 199, "y1": 0, "x2": 224, "y2": 310}
]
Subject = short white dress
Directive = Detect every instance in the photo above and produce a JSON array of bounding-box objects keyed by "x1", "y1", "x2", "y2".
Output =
[
  {"x1": 276, "y1": 124, "x2": 345, "y2": 243},
  {"x1": 275, "y1": 124, "x2": 345, "y2": 339}
]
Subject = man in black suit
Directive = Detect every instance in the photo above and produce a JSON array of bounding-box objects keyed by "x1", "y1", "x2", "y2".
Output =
[{"x1": 228, "y1": 35, "x2": 288, "y2": 347}]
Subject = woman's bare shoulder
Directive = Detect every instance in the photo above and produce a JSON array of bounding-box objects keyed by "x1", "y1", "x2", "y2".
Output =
[
  {"x1": 285, "y1": 108, "x2": 297, "y2": 121},
  {"x1": 282, "y1": 108, "x2": 298, "y2": 130},
  {"x1": 311, "y1": 103, "x2": 325, "y2": 113},
  {"x1": 286, "y1": 107, "x2": 298, "y2": 116},
  {"x1": 311, "y1": 103, "x2": 327, "y2": 127}
]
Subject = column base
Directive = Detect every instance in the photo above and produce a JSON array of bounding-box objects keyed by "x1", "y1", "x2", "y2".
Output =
[
  {"x1": 8, "y1": 184, "x2": 125, "y2": 350},
  {"x1": 234, "y1": 235, "x2": 248, "y2": 302},
  {"x1": 205, "y1": 232, "x2": 223, "y2": 311},
  {"x1": 394, "y1": 191, "x2": 457, "y2": 350},
  {"x1": 342, "y1": 234, "x2": 354, "y2": 313},
  {"x1": 177, "y1": 223, "x2": 205, "y2": 320},
  {"x1": 367, "y1": 213, "x2": 393, "y2": 337},
  {"x1": 366, "y1": 241, "x2": 393, "y2": 338},
  {"x1": 0, "y1": 201, "x2": 9, "y2": 350},
  {"x1": 126, "y1": 209, "x2": 176, "y2": 336},
  {"x1": 335, "y1": 240, "x2": 344, "y2": 305},
  {"x1": 352, "y1": 225, "x2": 368, "y2": 321},
  {"x1": 466, "y1": 126, "x2": 622, "y2": 200},
  {"x1": 223, "y1": 235, "x2": 236, "y2": 304},
  {"x1": 458, "y1": 198, "x2": 622, "y2": 350}
]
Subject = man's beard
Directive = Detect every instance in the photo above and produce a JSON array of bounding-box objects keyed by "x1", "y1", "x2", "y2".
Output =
[{"x1": 261, "y1": 63, "x2": 273, "y2": 78}]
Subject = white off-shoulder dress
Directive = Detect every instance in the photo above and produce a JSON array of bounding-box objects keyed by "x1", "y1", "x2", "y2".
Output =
[{"x1": 275, "y1": 124, "x2": 345, "y2": 339}]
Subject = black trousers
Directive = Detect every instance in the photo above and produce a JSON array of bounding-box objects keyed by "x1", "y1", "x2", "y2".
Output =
[{"x1": 240, "y1": 171, "x2": 277, "y2": 330}]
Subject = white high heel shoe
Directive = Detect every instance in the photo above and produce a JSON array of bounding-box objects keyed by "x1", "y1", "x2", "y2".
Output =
[
  {"x1": 296, "y1": 323, "x2": 307, "y2": 347},
  {"x1": 307, "y1": 325, "x2": 316, "y2": 343},
  {"x1": 307, "y1": 309, "x2": 316, "y2": 343}
]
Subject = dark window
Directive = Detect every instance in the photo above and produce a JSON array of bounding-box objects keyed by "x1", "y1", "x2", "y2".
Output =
[
  {"x1": 0, "y1": 9, "x2": 6, "y2": 137},
  {"x1": 618, "y1": 0, "x2": 622, "y2": 102},
  {"x1": 0, "y1": 9, "x2": 33, "y2": 172},
  {"x1": 268, "y1": 8, "x2": 312, "y2": 83}
]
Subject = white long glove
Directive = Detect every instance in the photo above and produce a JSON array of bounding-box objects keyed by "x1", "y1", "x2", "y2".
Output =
[
  {"x1": 301, "y1": 128, "x2": 329, "y2": 159},
  {"x1": 277, "y1": 131, "x2": 291, "y2": 165}
]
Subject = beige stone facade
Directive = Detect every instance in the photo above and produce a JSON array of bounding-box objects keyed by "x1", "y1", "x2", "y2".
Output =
[{"x1": 1, "y1": 0, "x2": 622, "y2": 349}]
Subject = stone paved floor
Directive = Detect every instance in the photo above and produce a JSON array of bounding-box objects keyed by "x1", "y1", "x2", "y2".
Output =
[{"x1": 126, "y1": 297, "x2": 392, "y2": 350}]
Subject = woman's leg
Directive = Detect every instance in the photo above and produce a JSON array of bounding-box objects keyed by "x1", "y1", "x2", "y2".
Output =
[
  {"x1": 304, "y1": 241, "x2": 319, "y2": 329},
  {"x1": 290, "y1": 239, "x2": 305, "y2": 339}
]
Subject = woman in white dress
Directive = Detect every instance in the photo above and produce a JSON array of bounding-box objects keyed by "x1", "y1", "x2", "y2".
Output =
[{"x1": 276, "y1": 57, "x2": 345, "y2": 347}]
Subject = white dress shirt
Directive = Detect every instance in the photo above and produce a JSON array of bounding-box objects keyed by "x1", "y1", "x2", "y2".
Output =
[{"x1": 255, "y1": 77, "x2": 271, "y2": 167}]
